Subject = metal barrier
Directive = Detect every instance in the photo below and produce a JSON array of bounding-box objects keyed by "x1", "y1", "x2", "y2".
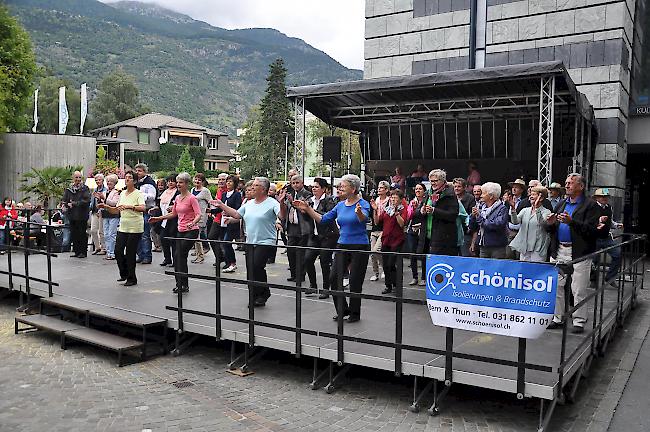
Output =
[
  {"x1": 0, "y1": 210, "x2": 61, "y2": 300},
  {"x1": 164, "y1": 234, "x2": 646, "y2": 430}
]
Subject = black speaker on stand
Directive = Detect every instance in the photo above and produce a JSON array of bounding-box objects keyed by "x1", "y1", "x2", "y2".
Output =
[{"x1": 323, "y1": 136, "x2": 342, "y2": 194}]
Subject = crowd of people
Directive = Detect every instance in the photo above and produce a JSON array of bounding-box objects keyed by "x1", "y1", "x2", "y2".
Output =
[{"x1": 0, "y1": 160, "x2": 625, "y2": 331}]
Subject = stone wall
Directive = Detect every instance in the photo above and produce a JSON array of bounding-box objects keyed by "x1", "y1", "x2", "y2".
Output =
[
  {"x1": 365, "y1": 0, "x2": 637, "y2": 213},
  {"x1": 0, "y1": 133, "x2": 97, "y2": 203},
  {"x1": 482, "y1": 0, "x2": 634, "y2": 211},
  {"x1": 365, "y1": 0, "x2": 471, "y2": 78}
]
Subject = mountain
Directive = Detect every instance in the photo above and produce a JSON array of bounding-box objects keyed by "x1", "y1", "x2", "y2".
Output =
[{"x1": 6, "y1": 0, "x2": 362, "y2": 134}]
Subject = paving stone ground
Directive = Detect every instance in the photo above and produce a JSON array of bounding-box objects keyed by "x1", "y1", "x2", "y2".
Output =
[{"x1": 0, "y1": 286, "x2": 647, "y2": 432}]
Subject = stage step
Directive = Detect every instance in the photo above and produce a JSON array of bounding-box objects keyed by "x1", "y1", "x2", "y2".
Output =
[
  {"x1": 41, "y1": 296, "x2": 166, "y2": 327},
  {"x1": 15, "y1": 314, "x2": 84, "y2": 334},
  {"x1": 15, "y1": 296, "x2": 169, "y2": 366},
  {"x1": 63, "y1": 328, "x2": 144, "y2": 367}
]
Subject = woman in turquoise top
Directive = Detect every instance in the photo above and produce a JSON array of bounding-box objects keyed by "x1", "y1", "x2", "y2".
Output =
[{"x1": 295, "y1": 174, "x2": 370, "y2": 323}]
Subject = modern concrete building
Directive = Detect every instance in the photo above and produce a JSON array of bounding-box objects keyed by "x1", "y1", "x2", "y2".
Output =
[
  {"x1": 364, "y1": 0, "x2": 649, "y2": 231},
  {"x1": 90, "y1": 113, "x2": 232, "y2": 172}
]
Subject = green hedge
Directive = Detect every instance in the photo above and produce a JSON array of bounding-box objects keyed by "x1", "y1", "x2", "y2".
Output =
[{"x1": 125, "y1": 144, "x2": 205, "y2": 173}]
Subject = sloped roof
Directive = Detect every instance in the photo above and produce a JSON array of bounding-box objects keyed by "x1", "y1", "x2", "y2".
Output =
[{"x1": 90, "y1": 113, "x2": 227, "y2": 136}]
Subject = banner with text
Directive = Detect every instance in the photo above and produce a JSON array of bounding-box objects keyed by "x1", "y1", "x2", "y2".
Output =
[{"x1": 426, "y1": 255, "x2": 558, "y2": 339}]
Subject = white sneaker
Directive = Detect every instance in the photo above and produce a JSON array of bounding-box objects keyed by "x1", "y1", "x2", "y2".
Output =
[
  {"x1": 223, "y1": 264, "x2": 237, "y2": 273},
  {"x1": 370, "y1": 274, "x2": 379, "y2": 281},
  {"x1": 418, "y1": 280, "x2": 426, "y2": 286},
  {"x1": 409, "y1": 279, "x2": 418, "y2": 286},
  {"x1": 343, "y1": 278, "x2": 350, "y2": 287},
  {"x1": 380, "y1": 272, "x2": 385, "y2": 279}
]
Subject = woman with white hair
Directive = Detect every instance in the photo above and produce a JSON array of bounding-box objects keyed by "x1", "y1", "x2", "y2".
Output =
[
  {"x1": 469, "y1": 182, "x2": 509, "y2": 259},
  {"x1": 212, "y1": 177, "x2": 286, "y2": 307},
  {"x1": 90, "y1": 173, "x2": 107, "y2": 255},
  {"x1": 294, "y1": 174, "x2": 371, "y2": 323},
  {"x1": 101, "y1": 174, "x2": 121, "y2": 260},
  {"x1": 508, "y1": 185, "x2": 551, "y2": 262}
]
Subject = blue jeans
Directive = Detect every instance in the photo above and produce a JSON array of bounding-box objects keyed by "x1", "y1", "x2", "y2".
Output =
[
  {"x1": 137, "y1": 213, "x2": 152, "y2": 261},
  {"x1": 61, "y1": 216, "x2": 71, "y2": 252},
  {"x1": 596, "y1": 237, "x2": 622, "y2": 282},
  {"x1": 0, "y1": 227, "x2": 6, "y2": 251},
  {"x1": 103, "y1": 217, "x2": 120, "y2": 258}
]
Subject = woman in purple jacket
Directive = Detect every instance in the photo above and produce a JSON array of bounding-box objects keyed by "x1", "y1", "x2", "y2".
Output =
[{"x1": 469, "y1": 182, "x2": 509, "y2": 259}]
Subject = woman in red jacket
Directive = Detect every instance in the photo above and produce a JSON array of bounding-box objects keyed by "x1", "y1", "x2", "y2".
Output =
[
  {"x1": 372, "y1": 190, "x2": 409, "y2": 294},
  {"x1": 0, "y1": 197, "x2": 18, "y2": 254}
]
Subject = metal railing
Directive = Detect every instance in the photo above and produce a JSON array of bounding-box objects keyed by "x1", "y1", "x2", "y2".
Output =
[{"x1": 164, "y1": 234, "x2": 645, "y2": 411}]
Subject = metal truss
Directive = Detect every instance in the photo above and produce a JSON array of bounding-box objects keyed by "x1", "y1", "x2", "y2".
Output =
[
  {"x1": 537, "y1": 76, "x2": 555, "y2": 187},
  {"x1": 327, "y1": 91, "x2": 571, "y2": 127},
  {"x1": 294, "y1": 97, "x2": 306, "y2": 176}
]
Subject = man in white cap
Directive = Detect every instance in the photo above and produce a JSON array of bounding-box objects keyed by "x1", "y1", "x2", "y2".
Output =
[
  {"x1": 506, "y1": 178, "x2": 526, "y2": 259},
  {"x1": 548, "y1": 182, "x2": 564, "y2": 212},
  {"x1": 593, "y1": 188, "x2": 623, "y2": 285},
  {"x1": 546, "y1": 173, "x2": 599, "y2": 333}
]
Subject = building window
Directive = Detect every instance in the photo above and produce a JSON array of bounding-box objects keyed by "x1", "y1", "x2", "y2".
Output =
[
  {"x1": 208, "y1": 137, "x2": 218, "y2": 149},
  {"x1": 138, "y1": 130, "x2": 150, "y2": 145}
]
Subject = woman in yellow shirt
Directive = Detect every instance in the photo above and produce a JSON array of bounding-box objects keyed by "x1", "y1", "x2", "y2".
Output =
[{"x1": 99, "y1": 171, "x2": 145, "y2": 286}]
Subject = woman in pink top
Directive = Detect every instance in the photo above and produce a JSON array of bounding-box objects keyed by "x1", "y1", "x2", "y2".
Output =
[{"x1": 150, "y1": 172, "x2": 201, "y2": 294}]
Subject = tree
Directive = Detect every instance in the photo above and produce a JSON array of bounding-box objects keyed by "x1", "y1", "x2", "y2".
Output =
[
  {"x1": 19, "y1": 165, "x2": 83, "y2": 208},
  {"x1": 307, "y1": 119, "x2": 362, "y2": 177},
  {"x1": 234, "y1": 106, "x2": 266, "y2": 180},
  {"x1": 88, "y1": 68, "x2": 147, "y2": 129},
  {"x1": 257, "y1": 58, "x2": 293, "y2": 179},
  {"x1": 176, "y1": 146, "x2": 195, "y2": 174},
  {"x1": 32, "y1": 76, "x2": 81, "y2": 134},
  {"x1": 0, "y1": 5, "x2": 36, "y2": 132}
]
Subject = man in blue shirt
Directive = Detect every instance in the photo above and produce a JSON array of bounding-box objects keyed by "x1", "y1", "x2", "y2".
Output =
[{"x1": 546, "y1": 173, "x2": 599, "y2": 333}]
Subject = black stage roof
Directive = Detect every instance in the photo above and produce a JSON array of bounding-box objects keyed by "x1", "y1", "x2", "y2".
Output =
[{"x1": 287, "y1": 61, "x2": 593, "y2": 131}]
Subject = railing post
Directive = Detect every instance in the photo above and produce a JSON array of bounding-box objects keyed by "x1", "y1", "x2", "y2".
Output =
[
  {"x1": 23, "y1": 210, "x2": 31, "y2": 302},
  {"x1": 214, "y1": 239, "x2": 222, "y2": 340},
  {"x1": 295, "y1": 243, "x2": 303, "y2": 357},
  {"x1": 246, "y1": 243, "x2": 255, "y2": 348},
  {"x1": 45, "y1": 216, "x2": 53, "y2": 298},
  {"x1": 336, "y1": 248, "x2": 345, "y2": 365},
  {"x1": 394, "y1": 251, "x2": 404, "y2": 376},
  {"x1": 516, "y1": 338, "x2": 526, "y2": 399}
]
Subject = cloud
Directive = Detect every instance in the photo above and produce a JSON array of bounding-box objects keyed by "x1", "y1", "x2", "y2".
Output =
[{"x1": 103, "y1": 0, "x2": 365, "y2": 70}]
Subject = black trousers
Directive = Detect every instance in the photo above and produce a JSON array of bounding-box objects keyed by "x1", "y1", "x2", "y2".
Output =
[
  {"x1": 160, "y1": 222, "x2": 177, "y2": 264},
  {"x1": 331, "y1": 243, "x2": 370, "y2": 318},
  {"x1": 69, "y1": 219, "x2": 87, "y2": 256},
  {"x1": 287, "y1": 231, "x2": 309, "y2": 278},
  {"x1": 115, "y1": 231, "x2": 141, "y2": 283},
  {"x1": 208, "y1": 222, "x2": 224, "y2": 261},
  {"x1": 302, "y1": 235, "x2": 335, "y2": 289},
  {"x1": 246, "y1": 244, "x2": 276, "y2": 302},
  {"x1": 409, "y1": 234, "x2": 428, "y2": 280},
  {"x1": 382, "y1": 244, "x2": 402, "y2": 289},
  {"x1": 174, "y1": 230, "x2": 198, "y2": 289}
]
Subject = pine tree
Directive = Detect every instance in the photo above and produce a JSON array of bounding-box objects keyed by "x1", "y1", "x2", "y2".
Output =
[
  {"x1": 176, "y1": 146, "x2": 194, "y2": 175},
  {"x1": 258, "y1": 58, "x2": 293, "y2": 179}
]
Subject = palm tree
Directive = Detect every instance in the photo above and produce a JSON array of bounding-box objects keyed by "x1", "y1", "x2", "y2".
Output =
[{"x1": 19, "y1": 165, "x2": 82, "y2": 208}]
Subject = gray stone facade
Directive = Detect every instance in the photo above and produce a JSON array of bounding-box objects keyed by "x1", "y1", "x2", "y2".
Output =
[{"x1": 365, "y1": 0, "x2": 637, "y2": 210}]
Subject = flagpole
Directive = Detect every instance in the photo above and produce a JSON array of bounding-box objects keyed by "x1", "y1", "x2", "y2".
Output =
[
  {"x1": 80, "y1": 83, "x2": 87, "y2": 135},
  {"x1": 31, "y1": 89, "x2": 38, "y2": 133}
]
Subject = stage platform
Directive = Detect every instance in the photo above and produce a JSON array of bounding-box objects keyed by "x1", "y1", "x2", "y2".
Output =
[{"x1": 0, "y1": 249, "x2": 639, "y2": 403}]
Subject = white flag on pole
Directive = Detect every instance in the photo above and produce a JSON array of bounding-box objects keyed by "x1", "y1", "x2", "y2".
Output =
[
  {"x1": 58, "y1": 86, "x2": 68, "y2": 134},
  {"x1": 32, "y1": 89, "x2": 38, "y2": 133},
  {"x1": 80, "y1": 83, "x2": 87, "y2": 134}
]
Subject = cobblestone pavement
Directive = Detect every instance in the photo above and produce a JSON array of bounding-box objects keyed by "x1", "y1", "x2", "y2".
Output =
[{"x1": 0, "y1": 288, "x2": 647, "y2": 432}]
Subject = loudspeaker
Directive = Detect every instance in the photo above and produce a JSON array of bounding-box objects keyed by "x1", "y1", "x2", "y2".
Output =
[{"x1": 322, "y1": 136, "x2": 342, "y2": 163}]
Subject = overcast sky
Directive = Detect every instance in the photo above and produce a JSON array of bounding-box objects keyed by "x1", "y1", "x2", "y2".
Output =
[{"x1": 104, "y1": 0, "x2": 365, "y2": 70}]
